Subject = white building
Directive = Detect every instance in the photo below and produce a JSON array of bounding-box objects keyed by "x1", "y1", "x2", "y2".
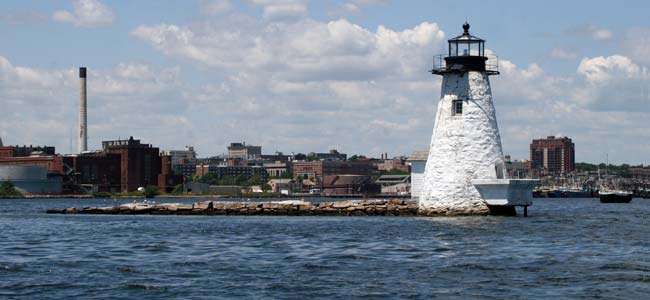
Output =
[{"x1": 407, "y1": 151, "x2": 428, "y2": 201}]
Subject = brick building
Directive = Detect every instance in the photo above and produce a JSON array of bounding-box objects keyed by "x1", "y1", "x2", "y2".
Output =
[
  {"x1": 63, "y1": 153, "x2": 122, "y2": 192},
  {"x1": 293, "y1": 160, "x2": 379, "y2": 181},
  {"x1": 102, "y1": 137, "x2": 161, "y2": 192},
  {"x1": 158, "y1": 154, "x2": 183, "y2": 193},
  {"x1": 530, "y1": 136, "x2": 575, "y2": 176}
]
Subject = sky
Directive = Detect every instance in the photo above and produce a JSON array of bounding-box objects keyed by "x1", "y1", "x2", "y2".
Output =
[{"x1": 1, "y1": 0, "x2": 649, "y2": 164}]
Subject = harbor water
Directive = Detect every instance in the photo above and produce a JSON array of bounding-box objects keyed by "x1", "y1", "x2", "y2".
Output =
[{"x1": 0, "y1": 198, "x2": 648, "y2": 299}]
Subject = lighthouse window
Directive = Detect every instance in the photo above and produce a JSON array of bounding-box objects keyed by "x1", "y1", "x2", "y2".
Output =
[{"x1": 452, "y1": 100, "x2": 463, "y2": 115}]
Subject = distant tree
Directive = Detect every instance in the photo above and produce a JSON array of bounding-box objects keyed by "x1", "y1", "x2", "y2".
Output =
[
  {"x1": 198, "y1": 173, "x2": 219, "y2": 185},
  {"x1": 171, "y1": 184, "x2": 184, "y2": 195},
  {"x1": 384, "y1": 168, "x2": 409, "y2": 175},
  {"x1": 144, "y1": 185, "x2": 160, "y2": 198},
  {"x1": 262, "y1": 184, "x2": 272, "y2": 192},
  {"x1": 0, "y1": 181, "x2": 23, "y2": 197},
  {"x1": 279, "y1": 172, "x2": 293, "y2": 179},
  {"x1": 349, "y1": 154, "x2": 366, "y2": 161}
]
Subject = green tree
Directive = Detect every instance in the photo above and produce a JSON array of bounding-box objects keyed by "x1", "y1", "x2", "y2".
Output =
[
  {"x1": 384, "y1": 168, "x2": 409, "y2": 175},
  {"x1": 0, "y1": 181, "x2": 23, "y2": 197},
  {"x1": 171, "y1": 184, "x2": 184, "y2": 195},
  {"x1": 144, "y1": 185, "x2": 160, "y2": 198},
  {"x1": 348, "y1": 154, "x2": 366, "y2": 161},
  {"x1": 262, "y1": 184, "x2": 272, "y2": 192}
]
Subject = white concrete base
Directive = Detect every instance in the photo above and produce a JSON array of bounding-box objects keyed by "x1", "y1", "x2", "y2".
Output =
[{"x1": 472, "y1": 179, "x2": 540, "y2": 206}]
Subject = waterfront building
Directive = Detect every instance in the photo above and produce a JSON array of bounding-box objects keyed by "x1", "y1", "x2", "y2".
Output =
[
  {"x1": 376, "y1": 158, "x2": 410, "y2": 173},
  {"x1": 227, "y1": 142, "x2": 262, "y2": 159},
  {"x1": 102, "y1": 137, "x2": 161, "y2": 192},
  {"x1": 407, "y1": 151, "x2": 428, "y2": 201},
  {"x1": 321, "y1": 175, "x2": 380, "y2": 196},
  {"x1": 198, "y1": 165, "x2": 268, "y2": 179},
  {"x1": 530, "y1": 136, "x2": 575, "y2": 176},
  {"x1": 0, "y1": 165, "x2": 62, "y2": 194},
  {"x1": 0, "y1": 155, "x2": 64, "y2": 174},
  {"x1": 63, "y1": 152, "x2": 122, "y2": 192},
  {"x1": 293, "y1": 160, "x2": 379, "y2": 181},
  {"x1": 0, "y1": 138, "x2": 12, "y2": 158}
]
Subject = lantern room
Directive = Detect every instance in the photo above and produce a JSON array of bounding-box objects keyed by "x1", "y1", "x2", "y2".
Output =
[
  {"x1": 448, "y1": 22, "x2": 485, "y2": 57},
  {"x1": 431, "y1": 22, "x2": 499, "y2": 75}
]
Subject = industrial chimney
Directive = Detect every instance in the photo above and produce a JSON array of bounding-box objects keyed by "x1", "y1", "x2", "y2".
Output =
[{"x1": 79, "y1": 67, "x2": 87, "y2": 153}]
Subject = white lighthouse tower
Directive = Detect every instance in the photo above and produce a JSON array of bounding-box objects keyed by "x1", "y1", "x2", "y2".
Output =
[{"x1": 420, "y1": 23, "x2": 537, "y2": 216}]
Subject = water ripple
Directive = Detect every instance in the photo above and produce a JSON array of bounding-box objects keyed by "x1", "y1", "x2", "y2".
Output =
[{"x1": 0, "y1": 198, "x2": 648, "y2": 299}]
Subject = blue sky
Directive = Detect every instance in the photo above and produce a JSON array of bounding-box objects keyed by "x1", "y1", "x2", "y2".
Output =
[{"x1": 1, "y1": 0, "x2": 649, "y2": 164}]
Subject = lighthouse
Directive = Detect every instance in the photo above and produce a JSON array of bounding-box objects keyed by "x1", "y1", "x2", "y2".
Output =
[{"x1": 420, "y1": 22, "x2": 537, "y2": 216}]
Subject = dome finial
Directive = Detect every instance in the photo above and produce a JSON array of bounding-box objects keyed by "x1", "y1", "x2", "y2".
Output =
[{"x1": 463, "y1": 22, "x2": 470, "y2": 34}]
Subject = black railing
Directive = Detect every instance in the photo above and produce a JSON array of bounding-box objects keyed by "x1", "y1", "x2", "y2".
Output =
[{"x1": 430, "y1": 54, "x2": 499, "y2": 75}]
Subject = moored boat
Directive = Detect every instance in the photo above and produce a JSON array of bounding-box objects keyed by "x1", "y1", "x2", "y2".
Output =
[{"x1": 598, "y1": 190, "x2": 633, "y2": 203}]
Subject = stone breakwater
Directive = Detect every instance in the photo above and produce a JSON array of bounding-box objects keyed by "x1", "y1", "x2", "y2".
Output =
[{"x1": 46, "y1": 199, "x2": 423, "y2": 216}]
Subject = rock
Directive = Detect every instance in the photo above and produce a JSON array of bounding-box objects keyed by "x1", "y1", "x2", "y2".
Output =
[
  {"x1": 319, "y1": 202, "x2": 334, "y2": 208},
  {"x1": 262, "y1": 202, "x2": 280, "y2": 210},
  {"x1": 332, "y1": 201, "x2": 356, "y2": 209},
  {"x1": 176, "y1": 204, "x2": 193, "y2": 211},
  {"x1": 348, "y1": 209, "x2": 367, "y2": 216},
  {"x1": 388, "y1": 199, "x2": 404, "y2": 205},
  {"x1": 212, "y1": 202, "x2": 226, "y2": 210},
  {"x1": 223, "y1": 202, "x2": 243, "y2": 210},
  {"x1": 193, "y1": 201, "x2": 213, "y2": 210}
]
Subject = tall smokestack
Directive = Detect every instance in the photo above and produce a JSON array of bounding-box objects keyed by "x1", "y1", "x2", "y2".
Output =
[{"x1": 79, "y1": 67, "x2": 87, "y2": 153}]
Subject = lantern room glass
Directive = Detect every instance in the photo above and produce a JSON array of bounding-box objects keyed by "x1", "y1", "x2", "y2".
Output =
[{"x1": 448, "y1": 39, "x2": 484, "y2": 57}]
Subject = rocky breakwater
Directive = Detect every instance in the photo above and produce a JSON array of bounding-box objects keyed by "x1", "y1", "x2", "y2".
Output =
[{"x1": 46, "y1": 199, "x2": 419, "y2": 216}]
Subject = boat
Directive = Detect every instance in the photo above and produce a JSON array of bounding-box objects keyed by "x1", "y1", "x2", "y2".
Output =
[
  {"x1": 597, "y1": 155, "x2": 633, "y2": 203},
  {"x1": 599, "y1": 190, "x2": 633, "y2": 203}
]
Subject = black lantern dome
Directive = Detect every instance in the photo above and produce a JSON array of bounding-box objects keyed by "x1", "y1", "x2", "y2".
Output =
[{"x1": 431, "y1": 22, "x2": 499, "y2": 75}]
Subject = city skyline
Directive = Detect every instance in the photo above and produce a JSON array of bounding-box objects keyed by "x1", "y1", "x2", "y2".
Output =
[{"x1": 1, "y1": 0, "x2": 649, "y2": 164}]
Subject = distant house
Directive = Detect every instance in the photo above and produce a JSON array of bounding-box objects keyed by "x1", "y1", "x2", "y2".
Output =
[
  {"x1": 267, "y1": 178, "x2": 297, "y2": 194},
  {"x1": 375, "y1": 174, "x2": 410, "y2": 196},
  {"x1": 407, "y1": 151, "x2": 428, "y2": 201}
]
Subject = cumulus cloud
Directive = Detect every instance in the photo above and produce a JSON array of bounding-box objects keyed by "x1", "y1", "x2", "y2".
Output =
[
  {"x1": 129, "y1": 16, "x2": 446, "y2": 156},
  {"x1": 575, "y1": 55, "x2": 649, "y2": 112},
  {"x1": 131, "y1": 18, "x2": 445, "y2": 81},
  {"x1": 52, "y1": 0, "x2": 114, "y2": 28}
]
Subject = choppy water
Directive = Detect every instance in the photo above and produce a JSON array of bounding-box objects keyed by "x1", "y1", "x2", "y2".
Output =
[{"x1": 0, "y1": 198, "x2": 648, "y2": 299}]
